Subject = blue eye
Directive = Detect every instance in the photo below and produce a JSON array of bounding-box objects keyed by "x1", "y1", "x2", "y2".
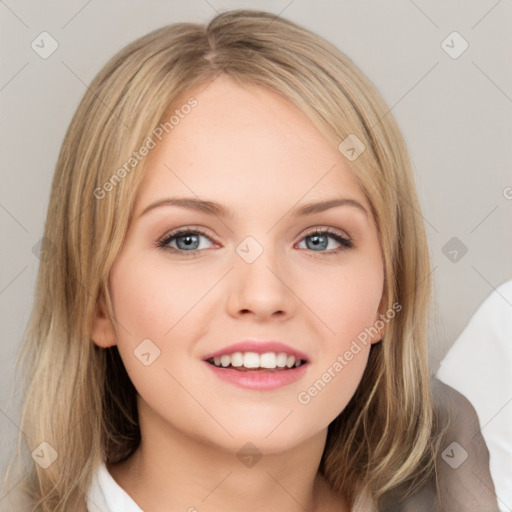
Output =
[
  {"x1": 298, "y1": 229, "x2": 354, "y2": 252},
  {"x1": 157, "y1": 229, "x2": 213, "y2": 253},
  {"x1": 157, "y1": 228, "x2": 354, "y2": 255}
]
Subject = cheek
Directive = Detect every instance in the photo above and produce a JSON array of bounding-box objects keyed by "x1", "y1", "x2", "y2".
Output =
[
  {"x1": 305, "y1": 257, "x2": 384, "y2": 341},
  {"x1": 296, "y1": 278, "x2": 376, "y2": 427},
  {"x1": 109, "y1": 251, "x2": 208, "y2": 343},
  {"x1": 107, "y1": 250, "x2": 217, "y2": 406},
  {"x1": 107, "y1": 253, "x2": 175, "y2": 383},
  {"x1": 297, "y1": 344, "x2": 370, "y2": 420},
  {"x1": 293, "y1": 258, "x2": 382, "y2": 421}
]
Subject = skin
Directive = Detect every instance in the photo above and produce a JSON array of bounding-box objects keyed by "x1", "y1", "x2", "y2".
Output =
[{"x1": 92, "y1": 74, "x2": 385, "y2": 512}]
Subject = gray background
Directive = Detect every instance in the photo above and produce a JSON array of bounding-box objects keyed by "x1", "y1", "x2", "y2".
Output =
[{"x1": 1, "y1": 0, "x2": 511, "y2": 484}]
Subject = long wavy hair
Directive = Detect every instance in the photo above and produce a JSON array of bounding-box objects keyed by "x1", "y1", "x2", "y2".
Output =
[{"x1": 3, "y1": 9, "x2": 442, "y2": 511}]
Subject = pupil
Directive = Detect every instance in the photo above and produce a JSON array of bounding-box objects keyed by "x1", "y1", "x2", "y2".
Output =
[
  {"x1": 308, "y1": 234, "x2": 327, "y2": 251},
  {"x1": 177, "y1": 234, "x2": 199, "y2": 250}
]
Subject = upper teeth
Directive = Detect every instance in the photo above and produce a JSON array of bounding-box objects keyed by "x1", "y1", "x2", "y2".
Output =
[{"x1": 211, "y1": 352, "x2": 301, "y2": 369}]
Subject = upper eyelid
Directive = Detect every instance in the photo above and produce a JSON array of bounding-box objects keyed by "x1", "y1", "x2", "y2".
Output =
[
  {"x1": 159, "y1": 226, "x2": 216, "y2": 243},
  {"x1": 302, "y1": 226, "x2": 351, "y2": 239}
]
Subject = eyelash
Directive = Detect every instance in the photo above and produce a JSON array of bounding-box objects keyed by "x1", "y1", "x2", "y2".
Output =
[{"x1": 156, "y1": 227, "x2": 354, "y2": 256}]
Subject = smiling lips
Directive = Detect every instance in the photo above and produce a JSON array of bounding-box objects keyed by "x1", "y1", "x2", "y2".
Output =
[
  {"x1": 207, "y1": 351, "x2": 305, "y2": 372},
  {"x1": 203, "y1": 340, "x2": 309, "y2": 372},
  {"x1": 202, "y1": 341, "x2": 310, "y2": 390}
]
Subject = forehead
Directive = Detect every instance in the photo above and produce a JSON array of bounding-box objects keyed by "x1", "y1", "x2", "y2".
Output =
[{"x1": 133, "y1": 75, "x2": 370, "y2": 217}]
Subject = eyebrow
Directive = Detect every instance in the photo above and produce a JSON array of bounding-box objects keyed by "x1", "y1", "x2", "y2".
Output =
[{"x1": 139, "y1": 196, "x2": 368, "y2": 219}]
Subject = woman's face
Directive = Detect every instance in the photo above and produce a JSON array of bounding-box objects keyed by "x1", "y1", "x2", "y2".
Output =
[{"x1": 94, "y1": 75, "x2": 385, "y2": 454}]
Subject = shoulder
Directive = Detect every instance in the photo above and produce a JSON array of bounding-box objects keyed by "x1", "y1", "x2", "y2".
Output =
[
  {"x1": 429, "y1": 377, "x2": 500, "y2": 512},
  {"x1": 379, "y1": 378, "x2": 500, "y2": 511},
  {"x1": 430, "y1": 376, "x2": 480, "y2": 429}
]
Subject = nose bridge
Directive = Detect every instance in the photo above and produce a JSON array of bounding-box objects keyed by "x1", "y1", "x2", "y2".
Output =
[{"x1": 228, "y1": 233, "x2": 293, "y2": 316}]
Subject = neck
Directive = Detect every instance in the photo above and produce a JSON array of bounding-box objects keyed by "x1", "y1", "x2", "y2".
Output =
[{"x1": 107, "y1": 398, "x2": 345, "y2": 511}]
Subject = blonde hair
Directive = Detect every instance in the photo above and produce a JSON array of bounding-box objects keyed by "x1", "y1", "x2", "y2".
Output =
[{"x1": 3, "y1": 9, "x2": 441, "y2": 511}]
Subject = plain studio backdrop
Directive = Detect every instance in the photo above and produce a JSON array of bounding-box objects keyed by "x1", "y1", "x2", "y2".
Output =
[{"x1": 1, "y1": 0, "x2": 511, "y2": 496}]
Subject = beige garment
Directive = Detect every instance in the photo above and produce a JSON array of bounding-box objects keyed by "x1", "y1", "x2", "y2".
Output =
[{"x1": 379, "y1": 377, "x2": 500, "y2": 512}]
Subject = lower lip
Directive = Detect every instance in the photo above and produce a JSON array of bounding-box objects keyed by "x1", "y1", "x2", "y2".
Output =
[{"x1": 203, "y1": 361, "x2": 308, "y2": 390}]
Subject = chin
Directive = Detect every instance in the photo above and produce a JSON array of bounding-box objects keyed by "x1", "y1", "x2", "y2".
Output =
[{"x1": 205, "y1": 416, "x2": 322, "y2": 455}]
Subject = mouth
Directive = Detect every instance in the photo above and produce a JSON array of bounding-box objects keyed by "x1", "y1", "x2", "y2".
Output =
[
  {"x1": 205, "y1": 351, "x2": 308, "y2": 372},
  {"x1": 201, "y1": 341, "x2": 310, "y2": 390}
]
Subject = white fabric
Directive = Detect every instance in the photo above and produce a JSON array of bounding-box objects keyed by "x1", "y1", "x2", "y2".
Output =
[
  {"x1": 436, "y1": 278, "x2": 512, "y2": 512},
  {"x1": 86, "y1": 460, "x2": 142, "y2": 512}
]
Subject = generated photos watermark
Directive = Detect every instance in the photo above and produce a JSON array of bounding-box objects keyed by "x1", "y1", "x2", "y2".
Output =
[
  {"x1": 297, "y1": 301, "x2": 402, "y2": 405},
  {"x1": 93, "y1": 97, "x2": 198, "y2": 200}
]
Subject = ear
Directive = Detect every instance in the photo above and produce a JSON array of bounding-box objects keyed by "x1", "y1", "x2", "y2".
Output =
[
  {"x1": 370, "y1": 322, "x2": 385, "y2": 345},
  {"x1": 370, "y1": 292, "x2": 388, "y2": 345},
  {"x1": 91, "y1": 291, "x2": 117, "y2": 348}
]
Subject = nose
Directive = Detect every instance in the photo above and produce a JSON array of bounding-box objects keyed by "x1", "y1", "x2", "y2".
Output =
[{"x1": 226, "y1": 244, "x2": 296, "y2": 322}]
